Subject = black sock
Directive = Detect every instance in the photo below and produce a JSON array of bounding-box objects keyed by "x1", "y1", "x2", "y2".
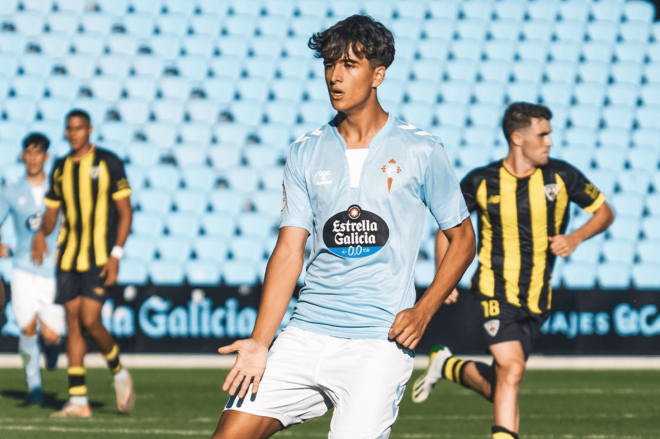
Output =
[{"x1": 492, "y1": 425, "x2": 519, "y2": 439}]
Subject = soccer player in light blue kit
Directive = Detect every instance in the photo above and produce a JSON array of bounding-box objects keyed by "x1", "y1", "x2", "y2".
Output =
[
  {"x1": 0, "y1": 133, "x2": 64, "y2": 404},
  {"x1": 211, "y1": 15, "x2": 477, "y2": 439}
]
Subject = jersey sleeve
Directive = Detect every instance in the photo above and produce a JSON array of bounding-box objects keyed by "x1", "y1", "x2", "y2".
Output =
[
  {"x1": 44, "y1": 160, "x2": 63, "y2": 208},
  {"x1": 459, "y1": 170, "x2": 480, "y2": 213},
  {"x1": 107, "y1": 155, "x2": 132, "y2": 200},
  {"x1": 421, "y1": 142, "x2": 469, "y2": 230},
  {"x1": 280, "y1": 144, "x2": 313, "y2": 234},
  {"x1": 0, "y1": 187, "x2": 9, "y2": 225},
  {"x1": 559, "y1": 161, "x2": 605, "y2": 214}
]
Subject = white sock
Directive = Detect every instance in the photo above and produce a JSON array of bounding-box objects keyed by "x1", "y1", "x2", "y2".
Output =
[
  {"x1": 19, "y1": 334, "x2": 42, "y2": 391},
  {"x1": 114, "y1": 368, "x2": 129, "y2": 381},
  {"x1": 70, "y1": 395, "x2": 88, "y2": 406}
]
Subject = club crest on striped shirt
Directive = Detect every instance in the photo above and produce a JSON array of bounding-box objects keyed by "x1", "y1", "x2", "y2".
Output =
[
  {"x1": 484, "y1": 319, "x2": 500, "y2": 337},
  {"x1": 89, "y1": 166, "x2": 100, "y2": 180},
  {"x1": 544, "y1": 183, "x2": 559, "y2": 202}
]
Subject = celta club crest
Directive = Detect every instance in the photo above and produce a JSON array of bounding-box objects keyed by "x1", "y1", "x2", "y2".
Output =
[
  {"x1": 89, "y1": 166, "x2": 100, "y2": 180},
  {"x1": 381, "y1": 159, "x2": 402, "y2": 194},
  {"x1": 484, "y1": 319, "x2": 500, "y2": 337},
  {"x1": 544, "y1": 183, "x2": 559, "y2": 202}
]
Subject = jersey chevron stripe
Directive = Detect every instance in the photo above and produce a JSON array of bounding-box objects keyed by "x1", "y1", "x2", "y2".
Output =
[
  {"x1": 60, "y1": 158, "x2": 78, "y2": 271},
  {"x1": 94, "y1": 161, "x2": 110, "y2": 266},
  {"x1": 475, "y1": 180, "x2": 494, "y2": 297},
  {"x1": 553, "y1": 174, "x2": 569, "y2": 235},
  {"x1": 527, "y1": 169, "x2": 548, "y2": 314},
  {"x1": 77, "y1": 153, "x2": 94, "y2": 272},
  {"x1": 499, "y1": 168, "x2": 521, "y2": 307}
]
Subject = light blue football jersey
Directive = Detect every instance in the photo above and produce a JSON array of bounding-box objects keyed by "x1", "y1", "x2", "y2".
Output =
[
  {"x1": 281, "y1": 114, "x2": 469, "y2": 339},
  {"x1": 0, "y1": 177, "x2": 60, "y2": 278}
]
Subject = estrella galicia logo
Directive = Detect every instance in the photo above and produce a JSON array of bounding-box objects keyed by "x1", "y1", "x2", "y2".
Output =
[
  {"x1": 26, "y1": 212, "x2": 43, "y2": 232},
  {"x1": 322, "y1": 205, "x2": 389, "y2": 258}
]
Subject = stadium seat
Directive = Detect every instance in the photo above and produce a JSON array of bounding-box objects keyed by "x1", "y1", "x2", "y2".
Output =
[
  {"x1": 417, "y1": 38, "x2": 450, "y2": 61},
  {"x1": 156, "y1": 13, "x2": 189, "y2": 37},
  {"x1": 640, "y1": 84, "x2": 660, "y2": 106},
  {"x1": 131, "y1": 0, "x2": 163, "y2": 14},
  {"x1": 610, "y1": 62, "x2": 643, "y2": 86},
  {"x1": 478, "y1": 60, "x2": 511, "y2": 83},
  {"x1": 200, "y1": 213, "x2": 237, "y2": 240},
  {"x1": 642, "y1": 217, "x2": 660, "y2": 239},
  {"x1": 37, "y1": 32, "x2": 69, "y2": 58},
  {"x1": 209, "y1": 188, "x2": 246, "y2": 216},
  {"x1": 550, "y1": 41, "x2": 581, "y2": 63},
  {"x1": 646, "y1": 195, "x2": 660, "y2": 216},
  {"x1": 511, "y1": 61, "x2": 544, "y2": 83},
  {"x1": 125, "y1": 76, "x2": 158, "y2": 100},
  {"x1": 299, "y1": 100, "x2": 334, "y2": 126},
  {"x1": 602, "y1": 239, "x2": 636, "y2": 265},
  {"x1": 588, "y1": 168, "x2": 618, "y2": 196},
  {"x1": 495, "y1": 0, "x2": 526, "y2": 21},
  {"x1": 607, "y1": 215, "x2": 641, "y2": 241},
  {"x1": 507, "y1": 82, "x2": 539, "y2": 103},
  {"x1": 391, "y1": 17, "x2": 423, "y2": 40},
  {"x1": 222, "y1": 260, "x2": 257, "y2": 287},
  {"x1": 132, "y1": 211, "x2": 165, "y2": 238},
  {"x1": 156, "y1": 235, "x2": 193, "y2": 263},
  {"x1": 79, "y1": 12, "x2": 113, "y2": 35},
  {"x1": 582, "y1": 41, "x2": 614, "y2": 64},
  {"x1": 208, "y1": 145, "x2": 242, "y2": 171},
  {"x1": 401, "y1": 103, "x2": 435, "y2": 128},
  {"x1": 147, "y1": 165, "x2": 181, "y2": 191},
  {"x1": 602, "y1": 106, "x2": 635, "y2": 130},
  {"x1": 123, "y1": 13, "x2": 156, "y2": 39},
  {"x1": 251, "y1": 190, "x2": 283, "y2": 219},
  {"x1": 619, "y1": 21, "x2": 652, "y2": 44},
  {"x1": 615, "y1": 42, "x2": 646, "y2": 64},
  {"x1": 117, "y1": 99, "x2": 150, "y2": 125},
  {"x1": 193, "y1": 236, "x2": 228, "y2": 265},
  {"x1": 125, "y1": 164, "x2": 146, "y2": 192},
  {"x1": 230, "y1": 100, "x2": 264, "y2": 126},
  {"x1": 455, "y1": 19, "x2": 489, "y2": 41},
  {"x1": 172, "y1": 189, "x2": 209, "y2": 216},
  {"x1": 435, "y1": 103, "x2": 468, "y2": 128},
  {"x1": 438, "y1": 81, "x2": 473, "y2": 106},
  {"x1": 598, "y1": 127, "x2": 630, "y2": 148},
  {"x1": 237, "y1": 211, "x2": 277, "y2": 239},
  {"x1": 106, "y1": 34, "x2": 139, "y2": 57},
  {"x1": 215, "y1": 125, "x2": 247, "y2": 146},
  {"x1": 3, "y1": 98, "x2": 37, "y2": 123},
  {"x1": 89, "y1": 76, "x2": 122, "y2": 102},
  {"x1": 569, "y1": 105, "x2": 602, "y2": 129},
  {"x1": 165, "y1": 212, "x2": 201, "y2": 239},
  {"x1": 522, "y1": 19, "x2": 554, "y2": 42},
  {"x1": 546, "y1": 61, "x2": 578, "y2": 84},
  {"x1": 611, "y1": 192, "x2": 646, "y2": 218},
  {"x1": 629, "y1": 146, "x2": 660, "y2": 173},
  {"x1": 450, "y1": 39, "x2": 484, "y2": 63},
  {"x1": 203, "y1": 77, "x2": 235, "y2": 104},
  {"x1": 586, "y1": 21, "x2": 618, "y2": 44},
  {"x1": 277, "y1": 57, "x2": 311, "y2": 81},
  {"x1": 149, "y1": 34, "x2": 182, "y2": 61},
  {"x1": 260, "y1": 166, "x2": 284, "y2": 191},
  {"x1": 422, "y1": 18, "x2": 454, "y2": 41},
  {"x1": 631, "y1": 263, "x2": 660, "y2": 289},
  {"x1": 561, "y1": 262, "x2": 597, "y2": 289},
  {"x1": 243, "y1": 144, "x2": 282, "y2": 169},
  {"x1": 632, "y1": 128, "x2": 660, "y2": 148},
  {"x1": 619, "y1": 169, "x2": 652, "y2": 195},
  {"x1": 98, "y1": 55, "x2": 131, "y2": 78},
  {"x1": 117, "y1": 258, "x2": 148, "y2": 285},
  {"x1": 0, "y1": 121, "x2": 27, "y2": 144},
  {"x1": 469, "y1": 104, "x2": 502, "y2": 127},
  {"x1": 594, "y1": 145, "x2": 626, "y2": 171},
  {"x1": 124, "y1": 234, "x2": 156, "y2": 263},
  {"x1": 71, "y1": 33, "x2": 105, "y2": 57},
  {"x1": 224, "y1": 166, "x2": 260, "y2": 193},
  {"x1": 10, "y1": 76, "x2": 44, "y2": 100},
  {"x1": 407, "y1": 80, "x2": 440, "y2": 105},
  {"x1": 270, "y1": 79, "x2": 304, "y2": 103},
  {"x1": 558, "y1": 146, "x2": 594, "y2": 171},
  {"x1": 412, "y1": 59, "x2": 443, "y2": 82},
  {"x1": 578, "y1": 62, "x2": 610, "y2": 86},
  {"x1": 636, "y1": 106, "x2": 660, "y2": 130},
  {"x1": 607, "y1": 83, "x2": 640, "y2": 107},
  {"x1": 229, "y1": 236, "x2": 265, "y2": 264},
  {"x1": 540, "y1": 82, "x2": 572, "y2": 107},
  {"x1": 126, "y1": 144, "x2": 159, "y2": 169},
  {"x1": 527, "y1": 1, "x2": 559, "y2": 21},
  {"x1": 149, "y1": 260, "x2": 185, "y2": 286},
  {"x1": 489, "y1": 19, "x2": 522, "y2": 41},
  {"x1": 12, "y1": 11, "x2": 46, "y2": 37},
  {"x1": 181, "y1": 165, "x2": 216, "y2": 191},
  {"x1": 597, "y1": 263, "x2": 631, "y2": 290},
  {"x1": 186, "y1": 260, "x2": 221, "y2": 286},
  {"x1": 304, "y1": 78, "x2": 329, "y2": 102},
  {"x1": 264, "y1": 100, "x2": 299, "y2": 125},
  {"x1": 289, "y1": 15, "x2": 323, "y2": 38},
  {"x1": 152, "y1": 99, "x2": 185, "y2": 124}
]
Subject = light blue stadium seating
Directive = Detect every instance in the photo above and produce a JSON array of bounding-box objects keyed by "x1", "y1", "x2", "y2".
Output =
[
  {"x1": 147, "y1": 164, "x2": 181, "y2": 191},
  {"x1": 602, "y1": 239, "x2": 637, "y2": 266},
  {"x1": 117, "y1": 258, "x2": 148, "y2": 285},
  {"x1": 180, "y1": 165, "x2": 216, "y2": 191},
  {"x1": 646, "y1": 195, "x2": 660, "y2": 217},
  {"x1": 165, "y1": 212, "x2": 201, "y2": 239},
  {"x1": 642, "y1": 217, "x2": 660, "y2": 239},
  {"x1": 541, "y1": 82, "x2": 573, "y2": 107},
  {"x1": 260, "y1": 166, "x2": 284, "y2": 191},
  {"x1": 559, "y1": 146, "x2": 594, "y2": 171},
  {"x1": 597, "y1": 263, "x2": 631, "y2": 290},
  {"x1": 631, "y1": 263, "x2": 660, "y2": 289},
  {"x1": 616, "y1": 41, "x2": 647, "y2": 64},
  {"x1": 562, "y1": 261, "x2": 597, "y2": 289},
  {"x1": 618, "y1": 169, "x2": 652, "y2": 195},
  {"x1": 611, "y1": 192, "x2": 646, "y2": 218},
  {"x1": 200, "y1": 213, "x2": 237, "y2": 239},
  {"x1": 546, "y1": 60, "x2": 577, "y2": 84},
  {"x1": 124, "y1": 234, "x2": 156, "y2": 262},
  {"x1": 193, "y1": 236, "x2": 228, "y2": 264},
  {"x1": 629, "y1": 146, "x2": 660, "y2": 173},
  {"x1": 186, "y1": 260, "x2": 221, "y2": 286},
  {"x1": 173, "y1": 189, "x2": 209, "y2": 216},
  {"x1": 588, "y1": 168, "x2": 617, "y2": 195},
  {"x1": 607, "y1": 215, "x2": 641, "y2": 241},
  {"x1": 209, "y1": 188, "x2": 245, "y2": 216},
  {"x1": 637, "y1": 239, "x2": 660, "y2": 264},
  {"x1": 237, "y1": 211, "x2": 277, "y2": 239},
  {"x1": 229, "y1": 236, "x2": 265, "y2": 263},
  {"x1": 149, "y1": 259, "x2": 185, "y2": 286},
  {"x1": 439, "y1": 80, "x2": 473, "y2": 104},
  {"x1": 633, "y1": 128, "x2": 660, "y2": 148},
  {"x1": 173, "y1": 144, "x2": 207, "y2": 167},
  {"x1": 414, "y1": 260, "x2": 436, "y2": 288},
  {"x1": 132, "y1": 211, "x2": 165, "y2": 238},
  {"x1": 136, "y1": 189, "x2": 173, "y2": 216},
  {"x1": 222, "y1": 260, "x2": 257, "y2": 286},
  {"x1": 435, "y1": 102, "x2": 468, "y2": 127},
  {"x1": 142, "y1": 120, "x2": 176, "y2": 149},
  {"x1": 586, "y1": 21, "x2": 618, "y2": 44},
  {"x1": 156, "y1": 235, "x2": 192, "y2": 263}
]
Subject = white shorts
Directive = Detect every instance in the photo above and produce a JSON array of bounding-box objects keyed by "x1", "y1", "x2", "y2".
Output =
[
  {"x1": 11, "y1": 268, "x2": 65, "y2": 335},
  {"x1": 224, "y1": 326, "x2": 415, "y2": 439}
]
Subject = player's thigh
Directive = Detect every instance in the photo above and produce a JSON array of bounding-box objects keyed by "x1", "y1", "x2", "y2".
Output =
[
  {"x1": 80, "y1": 267, "x2": 108, "y2": 303},
  {"x1": 56, "y1": 269, "x2": 82, "y2": 305},
  {"x1": 33, "y1": 275, "x2": 65, "y2": 336},
  {"x1": 325, "y1": 339, "x2": 414, "y2": 439},
  {"x1": 224, "y1": 327, "x2": 332, "y2": 428},
  {"x1": 489, "y1": 340, "x2": 527, "y2": 384},
  {"x1": 11, "y1": 269, "x2": 40, "y2": 330},
  {"x1": 212, "y1": 409, "x2": 283, "y2": 439}
]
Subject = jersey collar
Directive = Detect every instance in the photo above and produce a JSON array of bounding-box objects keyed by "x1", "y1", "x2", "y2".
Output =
[{"x1": 329, "y1": 113, "x2": 394, "y2": 151}]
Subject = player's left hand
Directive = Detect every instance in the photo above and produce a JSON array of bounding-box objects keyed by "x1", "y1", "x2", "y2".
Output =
[
  {"x1": 100, "y1": 257, "x2": 119, "y2": 286},
  {"x1": 388, "y1": 305, "x2": 432, "y2": 350},
  {"x1": 548, "y1": 234, "x2": 579, "y2": 258}
]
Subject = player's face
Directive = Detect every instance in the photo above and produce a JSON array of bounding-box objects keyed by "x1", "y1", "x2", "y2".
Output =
[
  {"x1": 21, "y1": 144, "x2": 48, "y2": 177},
  {"x1": 65, "y1": 116, "x2": 92, "y2": 152},
  {"x1": 520, "y1": 118, "x2": 553, "y2": 167},
  {"x1": 324, "y1": 46, "x2": 385, "y2": 114}
]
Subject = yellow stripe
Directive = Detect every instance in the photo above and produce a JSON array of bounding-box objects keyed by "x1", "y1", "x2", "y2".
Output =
[
  {"x1": 493, "y1": 432, "x2": 516, "y2": 439},
  {"x1": 44, "y1": 198, "x2": 61, "y2": 208},
  {"x1": 112, "y1": 188, "x2": 132, "y2": 200},
  {"x1": 584, "y1": 192, "x2": 605, "y2": 214},
  {"x1": 104, "y1": 344, "x2": 119, "y2": 361},
  {"x1": 454, "y1": 360, "x2": 466, "y2": 386},
  {"x1": 527, "y1": 170, "x2": 548, "y2": 315},
  {"x1": 68, "y1": 366, "x2": 85, "y2": 375},
  {"x1": 112, "y1": 364, "x2": 123, "y2": 374},
  {"x1": 69, "y1": 385, "x2": 88, "y2": 396},
  {"x1": 94, "y1": 161, "x2": 110, "y2": 267},
  {"x1": 547, "y1": 285, "x2": 553, "y2": 310},
  {"x1": 476, "y1": 180, "x2": 495, "y2": 298},
  {"x1": 76, "y1": 153, "x2": 95, "y2": 271},
  {"x1": 443, "y1": 357, "x2": 459, "y2": 382},
  {"x1": 60, "y1": 158, "x2": 78, "y2": 271},
  {"x1": 554, "y1": 174, "x2": 569, "y2": 234},
  {"x1": 499, "y1": 168, "x2": 521, "y2": 307}
]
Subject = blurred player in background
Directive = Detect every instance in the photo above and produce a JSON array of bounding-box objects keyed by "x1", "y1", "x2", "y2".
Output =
[
  {"x1": 0, "y1": 133, "x2": 64, "y2": 404},
  {"x1": 32, "y1": 109, "x2": 135, "y2": 417},
  {"x1": 412, "y1": 103, "x2": 615, "y2": 439},
  {"x1": 211, "y1": 15, "x2": 475, "y2": 439}
]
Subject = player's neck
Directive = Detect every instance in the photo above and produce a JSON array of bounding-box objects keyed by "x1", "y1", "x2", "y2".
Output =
[
  {"x1": 70, "y1": 143, "x2": 95, "y2": 161},
  {"x1": 502, "y1": 153, "x2": 537, "y2": 179},
  {"x1": 334, "y1": 102, "x2": 388, "y2": 149},
  {"x1": 26, "y1": 171, "x2": 46, "y2": 187}
]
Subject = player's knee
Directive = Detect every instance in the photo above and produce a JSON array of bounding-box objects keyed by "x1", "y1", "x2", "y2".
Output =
[
  {"x1": 80, "y1": 314, "x2": 101, "y2": 332},
  {"x1": 496, "y1": 360, "x2": 526, "y2": 386}
]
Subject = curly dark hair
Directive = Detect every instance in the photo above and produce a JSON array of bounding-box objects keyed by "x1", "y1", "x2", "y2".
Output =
[
  {"x1": 66, "y1": 108, "x2": 91, "y2": 125},
  {"x1": 502, "y1": 102, "x2": 553, "y2": 143},
  {"x1": 22, "y1": 132, "x2": 50, "y2": 151},
  {"x1": 308, "y1": 15, "x2": 395, "y2": 68}
]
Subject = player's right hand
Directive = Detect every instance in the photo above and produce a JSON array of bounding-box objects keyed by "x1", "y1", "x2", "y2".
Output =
[
  {"x1": 444, "y1": 288, "x2": 460, "y2": 305},
  {"x1": 218, "y1": 338, "x2": 268, "y2": 399},
  {"x1": 31, "y1": 231, "x2": 48, "y2": 266},
  {"x1": 0, "y1": 244, "x2": 11, "y2": 258}
]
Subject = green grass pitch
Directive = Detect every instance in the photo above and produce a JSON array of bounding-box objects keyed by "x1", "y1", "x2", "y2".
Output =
[{"x1": 0, "y1": 368, "x2": 657, "y2": 438}]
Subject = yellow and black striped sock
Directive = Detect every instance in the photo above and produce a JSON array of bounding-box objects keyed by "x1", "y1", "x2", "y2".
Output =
[
  {"x1": 104, "y1": 344, "x2": 123, "y2": 375},
  {"x1": 492, "y1": 425, "x2": 519, "y2": 439},
  {"x1": 442, "y1": 356, "x2": 470, "y2": 388},
  {"x1": 68, "y1": 367, "x2": 87, "y2": 398}
]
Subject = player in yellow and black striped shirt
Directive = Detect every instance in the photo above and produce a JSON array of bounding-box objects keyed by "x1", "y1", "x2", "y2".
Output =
[
  {"x1": 31, "y1": 109, "x2": 135, "y2": 417},
  {"x1": 412, "y1": 103, "x2": 615, "y2": 439}
]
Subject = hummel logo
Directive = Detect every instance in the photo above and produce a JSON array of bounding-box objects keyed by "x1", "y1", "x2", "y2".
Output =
[{"x1": 315, "y1": 170, "x2": 332, "y2": 185}]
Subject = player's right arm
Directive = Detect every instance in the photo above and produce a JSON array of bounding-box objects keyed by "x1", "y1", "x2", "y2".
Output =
[
  {"x1": 32, "y1": 160, "x2": 63, "y2": 265},
  {"x1": 0, "y1": 187, "x2": 11, "y2": 257},
  {"x1": 218, "y1": 226, "x2": 309, "y2": 399}
]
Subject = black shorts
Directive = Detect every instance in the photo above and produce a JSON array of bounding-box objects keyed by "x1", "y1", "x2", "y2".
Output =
[
  {"x1": 55, "y1": 266, "x2": 108, "y2": 304},
  {"x1": 477, "y1": 296, "x2": 544, "y2": 360}
]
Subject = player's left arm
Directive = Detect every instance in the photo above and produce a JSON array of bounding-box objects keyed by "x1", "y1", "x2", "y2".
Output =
[
  {"x1": 389, "y1": 217, "x2": 476, "y2": 349},
  {"x1": 549, "y1": 163, "x2": 615, "y2": 258},
  {"x1": 101, "y1": 156, "x2": 133, "y2": 286},
  {"x1": 549, "y1": 202, "x2": 614, "y2": 258}
]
